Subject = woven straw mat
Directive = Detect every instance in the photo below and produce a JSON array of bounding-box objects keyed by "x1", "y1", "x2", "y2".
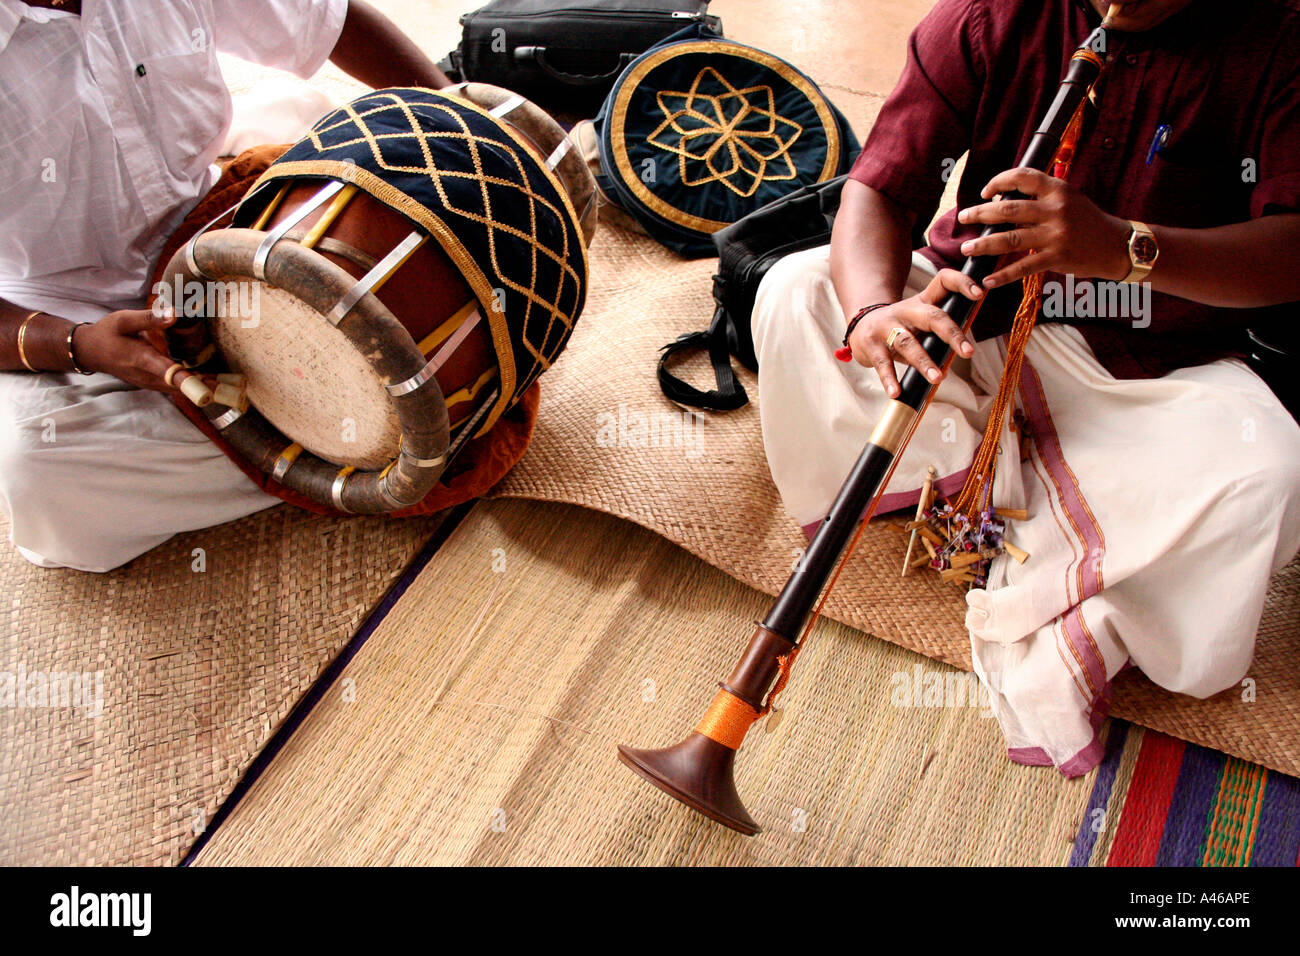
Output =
[
  {"x1": 0, "y1": 506, "x2": 440, "y2": 865},
  {"x1": 193, "y1": 498, "x2": 1096, "y2": 866},
  {"x1": 489, "y1": 224, "x2": 1300, "y2": 779}
]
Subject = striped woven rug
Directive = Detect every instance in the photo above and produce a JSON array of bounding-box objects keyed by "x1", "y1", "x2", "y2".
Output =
[{"x1": 1071, "y1": 721, "x2": 1300, "y2": 867}]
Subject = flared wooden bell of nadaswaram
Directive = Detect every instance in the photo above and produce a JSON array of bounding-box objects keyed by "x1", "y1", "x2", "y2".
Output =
[{"x1": 617, "y1": 624, "x2": 796, "y2": 835}]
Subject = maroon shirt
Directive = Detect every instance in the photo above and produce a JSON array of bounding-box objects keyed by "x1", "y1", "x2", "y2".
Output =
[{"x1": 850, "y1": 0, "x2": 1300, "y2": 377}]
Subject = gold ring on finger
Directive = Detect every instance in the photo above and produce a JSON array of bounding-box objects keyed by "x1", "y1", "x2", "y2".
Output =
[{"x1": 885, "y1": 327, "x2": 909, "y2": 350}]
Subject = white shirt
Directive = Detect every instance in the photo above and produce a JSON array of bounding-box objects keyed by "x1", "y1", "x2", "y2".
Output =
[{"x1": 0, "y1": 0, "x2": 347, "y2": 322}]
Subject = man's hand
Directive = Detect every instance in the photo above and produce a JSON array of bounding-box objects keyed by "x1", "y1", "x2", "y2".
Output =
[
  {"x1": 74, "y1": 308, "x2": 178, "y2": 390},
  {"x1": 957, "y1": 168, "x2": 1131, "y2": 290},
  {"x1": 847, "y1": 269, "x2": 981, "y2": 398}
]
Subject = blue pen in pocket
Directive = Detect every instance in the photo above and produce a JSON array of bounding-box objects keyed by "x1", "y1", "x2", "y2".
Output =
[{"x1": 1146, "y1": 123, "x2": 1172, "y2": 164}]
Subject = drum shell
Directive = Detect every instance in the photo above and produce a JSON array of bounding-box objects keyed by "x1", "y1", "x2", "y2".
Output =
[{"x1": 160, "y1": 228, "x2": 452, "y2": 513}]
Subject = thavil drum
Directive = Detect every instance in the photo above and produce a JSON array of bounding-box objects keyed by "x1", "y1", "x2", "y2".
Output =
[{"x1": 160, "y1": 85, "x2": 592, "y2": 513}]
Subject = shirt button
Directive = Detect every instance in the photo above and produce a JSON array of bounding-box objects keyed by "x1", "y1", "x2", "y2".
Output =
[
  {"x1": 1126, "y1": 53, "x2": 1139, "y2": 66},
  {"x1": 1103, "y1": 136, "x2": 1117, "y2": 150}
]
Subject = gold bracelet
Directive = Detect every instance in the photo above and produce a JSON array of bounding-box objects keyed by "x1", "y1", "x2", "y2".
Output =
[
  {"x1": 16, "y1": 310, "x2": 42, "y2": 372},
  {"x1": 67, "y1": 322, "x2": 93, "y2": 375}
]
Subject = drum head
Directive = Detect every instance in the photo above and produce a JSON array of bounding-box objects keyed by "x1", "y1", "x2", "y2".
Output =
[{"x1": 211, "y1": 284, "x2": 401, "y2": 470}]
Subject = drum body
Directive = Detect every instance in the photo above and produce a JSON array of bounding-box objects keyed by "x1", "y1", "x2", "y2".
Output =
[{"x1": 161, "y1": 86, "x2": 591, "y2": 513}]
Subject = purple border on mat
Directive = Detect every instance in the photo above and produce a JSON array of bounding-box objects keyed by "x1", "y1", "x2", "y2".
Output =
[
  {"x1": 180, "y1": 502, "x2": 475, "y2": 866},
  {"x1": 1250, "y1": 767, "x2": 1300, "y2": 867},
  {"x1": 1153, "y1": 744, "x2": 1223, "y2": 867},
  {"x1": 1067, "y1": 721, "x2": 1130, "y2": 867}
]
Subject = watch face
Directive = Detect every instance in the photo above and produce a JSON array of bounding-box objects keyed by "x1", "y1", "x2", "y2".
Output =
[{"x1": 1132, "y1": 234, "x2": 1158, "y2": 264}]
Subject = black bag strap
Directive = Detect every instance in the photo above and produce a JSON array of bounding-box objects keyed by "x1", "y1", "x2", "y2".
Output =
[
  {"x1": 655, "y1": 177, "x2": 849, "y2": 412},
  {"x1": 657, "y1": 303, "x2": 748, "y2": 411}
]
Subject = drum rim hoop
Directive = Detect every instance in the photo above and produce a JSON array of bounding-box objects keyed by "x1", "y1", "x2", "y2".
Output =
[{"x1": 161, "y1": 228, "x2": 451, "y2": 513}]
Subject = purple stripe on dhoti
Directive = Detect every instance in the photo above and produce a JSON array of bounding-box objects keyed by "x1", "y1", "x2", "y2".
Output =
[
  {"x1": 800, "y1": 467, "x2": 972, "y2": 541},
  {"x1": 1018, "y1": 362, "x2": 1109, "y2": 701}
]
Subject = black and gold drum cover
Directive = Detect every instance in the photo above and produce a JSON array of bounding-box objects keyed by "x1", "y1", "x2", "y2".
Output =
[
  {"x1": 596, "y1": 29, "x2": 858, "y2": 257},
  {"x1": 237, "y1": 86, "x2": 588, "y2": 430}
]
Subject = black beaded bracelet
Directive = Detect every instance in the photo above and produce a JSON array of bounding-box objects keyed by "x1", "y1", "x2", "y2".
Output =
[
  {"x1": 67, "y1": 322, "x2": 93, "y2": 375},
  {"x1": 841, "y1": 302, "x2": 892, "y2": 348}
]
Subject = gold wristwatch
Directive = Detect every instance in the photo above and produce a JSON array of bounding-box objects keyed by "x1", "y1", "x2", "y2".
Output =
[{"x1": 1121, "y1": 220, "x2": 1158, "y2": 283}]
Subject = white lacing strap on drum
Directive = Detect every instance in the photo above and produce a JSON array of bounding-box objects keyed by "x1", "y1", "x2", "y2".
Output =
[
  {"x1": 182, "y1": 180, "x2": 278, "y2": 280},
  {"x1": 489, "y1": 94, "x2": 527, "y2": 119},
  {"x1": 489, "y1": 93, "x2": 571, "y2": 171},
  {"x1": 377, "y1": 449, "x2": 450, "y2": 511},
  {"x1": 270, "y1": 446, "x2": 299, "y2": 482},
  {"x1": 210, "y1": 406, "x2": 243, "y2": 430},
  {"x1": 331, "y1": 469, "x2": 354, "y2": 512},
  {"x1": 445, "y1": 386, "x2": 499, "y2": 460},
  {"x1": 387, "y1": 305, "x2": 484, "y2": 398},
  {"x1": 544, "y1": 137, "x2": 572, "y2": 171},
  {"x1": 252, "y1": 180, "x2": 348, "y2": 281},
  {"x1": 326, "y1": 230, "x2": 427, "y2": 328},
  {"x1": 377, "y1": 472, "x2": 404, "y2": 511},
  {"x1": 399, "y1": 448, "x2": 447, "y2": 469}
]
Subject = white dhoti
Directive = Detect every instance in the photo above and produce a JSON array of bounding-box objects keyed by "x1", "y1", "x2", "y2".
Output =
[
  {"x1": 753, "y1": 244, "x2": 1300, "y2": 775},
  {"x1": 0, "y1": 370, "x2": 278, "y2": 573}
]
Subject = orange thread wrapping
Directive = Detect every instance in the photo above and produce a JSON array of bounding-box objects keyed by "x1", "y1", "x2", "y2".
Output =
[
  {"x1": 1072, "y1": 48, "x2": 1104, "y2": 71},
  {"x1": 951, "y1": 272, "x2": 1042, "y2": 516},
  {"x1": 951, "y1": 97, "x2": 1089, "y2": 517},
  {"x1": 695, "y1": 689, "x2": 760, "y2": 750}
]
